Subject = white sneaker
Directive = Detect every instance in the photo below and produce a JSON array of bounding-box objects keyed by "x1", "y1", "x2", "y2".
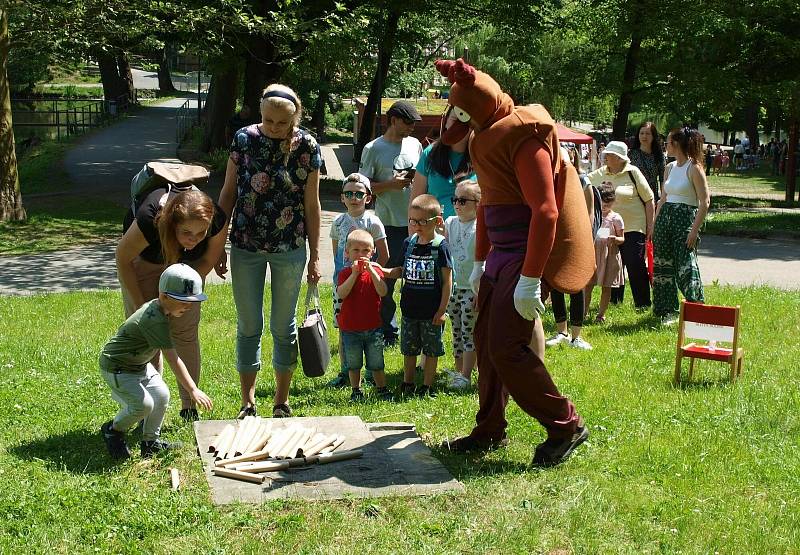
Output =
[
  {"x1": 448, "y1": 374, "x2": 471, "y2": 390},
  {"x1": 546, "y1": 332, "x2": 572, "y2": 347},
  {"x1": 569, "y1": 337, "x2": 593, "y2": 350},
  {"x1": 661, "y1": 315, "x2": 679, "y2": 326}
]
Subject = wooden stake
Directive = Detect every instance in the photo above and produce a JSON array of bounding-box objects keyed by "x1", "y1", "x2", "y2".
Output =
[
  {"x1": 170, "y1": 468, "x2": 180, "y2": 491},
  {"x1": 275, "y1": 426, "x2": 305, "y2": 458},
  {"x1": 212, "y1": 467, "x2": 265, "y2": 484},
  {"x1": 244, "y1": 420, "x2": 273, "y2": 455},
  {"x1": 208, "y1": 424, "x2": 235, "y2": 454},
  {"x1": 214, "y1": 423, "x2": 238, "y2": 460},
  {"x1": 319, "y1": 435, "x2": 346, "y2": 454},
  {"x1": 232, "y1": 416, "x2": 259, "y2": 456},
  {"x1": 299, "y1": 432, "x2": 326, "y2": 455},
  {"x1": 282, "y1": 427, "x2": 314, "y2": 459},
  {"x1": 213, "y1": 449, "x2": 270, "y2": 467},
  {"x1": 266, "y1": 425, "x2": 297, "y2": 457},
  {"x1": 300, "y1": 433, "x2": 338, "y2": 458}
]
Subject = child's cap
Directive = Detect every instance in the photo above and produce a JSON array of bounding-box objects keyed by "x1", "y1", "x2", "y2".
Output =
[
  {"x1": 342, "y1": 173, "x2": 371, "y2": 194},
  {"x1": 159, "y1": 263, "x2": 207, "y2": 302}
]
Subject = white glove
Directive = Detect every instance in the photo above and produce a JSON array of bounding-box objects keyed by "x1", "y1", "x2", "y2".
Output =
[
  {"x1": 513, "y1": 275, "x2": 545, "y2": 321},
  {"x1": 469, "y1": 261, "x2": 485, "y2": 295}
]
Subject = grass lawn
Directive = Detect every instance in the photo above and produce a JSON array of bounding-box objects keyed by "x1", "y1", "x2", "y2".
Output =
[
  {"x1": 707, "y1": 165, "x2": 788, "y2": 199},
  {"x1": 1, "y1": 283, "x2": 798, "y2": 553}
]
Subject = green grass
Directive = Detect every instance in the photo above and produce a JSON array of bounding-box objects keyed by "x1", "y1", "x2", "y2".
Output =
[
  {"x1": 707, "y1": 166, "x2": 787, "y2": 198},
  {"x1": 0, "y1": 284, "x2": 798, "y2": 553},
  {"x1": 705, "y1": 210, "x2": 800, "y2": 239}
]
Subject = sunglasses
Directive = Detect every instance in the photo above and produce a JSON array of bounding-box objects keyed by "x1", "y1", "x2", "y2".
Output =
[
  {"x1": 401, "y1": 118, "x2": 416, "y2": 125},
  {"x1": 342, "y1": 191, "x2": 367, "y2": 200},
  {"x1": 408, "y1": 215, "x2": 438, "y2": 226},
  {"x1": 451, "y1": 196, "x2": 478, "y2": 206}
]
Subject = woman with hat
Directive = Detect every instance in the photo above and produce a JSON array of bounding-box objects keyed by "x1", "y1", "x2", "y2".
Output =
[{"x1": 586, "y1": 140, "x2": 655, "y2": 311}]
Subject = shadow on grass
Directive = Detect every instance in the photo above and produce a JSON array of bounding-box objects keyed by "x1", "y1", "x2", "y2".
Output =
[
  {"x1": 9, "y1": 428, "x2": 128, "y2": 474},
  {"x1": 432, "y1": 447, "x2": 531, "y2": 478}
]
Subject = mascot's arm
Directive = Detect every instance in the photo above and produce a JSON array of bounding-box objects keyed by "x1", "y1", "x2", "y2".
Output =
[{"x1": 514, "y1": 139, "x2": 558, "y2": 278}]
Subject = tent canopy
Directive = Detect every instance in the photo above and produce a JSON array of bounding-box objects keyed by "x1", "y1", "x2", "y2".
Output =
[{"x1": 556, "y1": 124, "x2": 593, "y2": 144}]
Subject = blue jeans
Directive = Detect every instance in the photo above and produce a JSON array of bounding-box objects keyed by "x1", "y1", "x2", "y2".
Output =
[
  {"x1": 340, "y1": 328, "x2": 384, "y2": 372},
  {"x1": 231, "y1": 245, "x2": 306, "y2": 373}
]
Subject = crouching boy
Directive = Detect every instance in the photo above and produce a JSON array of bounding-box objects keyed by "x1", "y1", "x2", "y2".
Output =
[{"x1": 99, "y1": 264, "x2": 213, "y2": 460}]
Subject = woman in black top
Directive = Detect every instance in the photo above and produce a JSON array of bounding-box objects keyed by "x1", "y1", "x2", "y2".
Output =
[
  {"x1": 116, "y1": 189, "x2": 228, "y2": 420},
  {"x1": 628, "y1": 121, "x2": 665, "y2": 204}
]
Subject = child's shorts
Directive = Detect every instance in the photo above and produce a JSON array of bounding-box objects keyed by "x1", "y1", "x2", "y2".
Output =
[
  {"x1": 400, "y1": 316, "x2": 445, "y2": 357},
  {"x1": 332, "y1": 291, "x2": 342, "y2": 329},
  {"x1": 340, "y1": 328, "x2": 384, "y2": 372}
]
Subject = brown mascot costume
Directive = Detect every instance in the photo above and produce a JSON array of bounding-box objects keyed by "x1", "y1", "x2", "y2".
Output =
[{"x1": 436, "y1": 58, "x2": 595, "y2": 466}]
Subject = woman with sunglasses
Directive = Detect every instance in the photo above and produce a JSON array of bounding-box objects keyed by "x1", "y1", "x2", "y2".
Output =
[
  {"x1": 409, "y1": 107, "x2": 476, "y2": 219},
  {"x1": 218, "y1": 83, "x2": 322, "y2": 419}
]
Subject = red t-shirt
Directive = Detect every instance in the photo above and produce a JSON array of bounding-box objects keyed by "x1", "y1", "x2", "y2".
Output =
[{"x1": 337, "y1": 266, "x2": 384, "y2": 332}]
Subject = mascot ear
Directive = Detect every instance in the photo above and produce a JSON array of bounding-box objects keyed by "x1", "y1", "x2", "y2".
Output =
[
  {"x1": 452, "y1": 58, "x2": 476, "y2": 87},
  {"x1": 435, "y1": 59, "x2": 456, "y2": 84}
]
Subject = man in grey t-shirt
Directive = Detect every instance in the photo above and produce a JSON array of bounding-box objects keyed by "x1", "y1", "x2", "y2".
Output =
[{"x1": 358, "y1": 100, "x2": 422, "y2": 344}]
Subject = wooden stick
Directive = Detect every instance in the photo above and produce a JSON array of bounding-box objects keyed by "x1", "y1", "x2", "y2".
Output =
[
  {"x1": 232, "y1": 416, "x2": 259, "y2": 456},
  {"x1": 300, "y1": 433, "x2": 338, "y2": 458},
  {"x1": 214, "y1": 423, "x2": 238, "y2": 460},
  {"x1": 170, "y1": 468, "x2": 180, "y2": 490},
  {"x1": 213, "y1": 448, "x2": 271, "y2": 467},
  {"x1": 244, "y1": 420, "x2": 273, "y2": 455},
  {"x1": 265, "y1": 425, "x2": 297, "y2": 457},
  {"x1": 285, "y1": 427, "x2": 314, "y2": 459},
  {"x1": 276, "y1": 426, "x2": 305, "y2": 459},
  {"x1": 221, "y1": 417, "x2": 249, "y2": 459},
  {"x1": 308, "y1": 448, "x2": 363, "y2": 465},
  {"x1": 299, "y1": 432, "x2": 326, "y2": 454},
  {"x1": 319, "y1": 435, "x2": 346, "y2": 454},
  {"x1": 240, "y1": 449, "x2": 364, "y2": 473},
  {"x1": 208, "y1": 424, "x2": 235, "y2": 453},
  {"x1": 212, "y1": 467, "x2": 265, "y2": 484}
]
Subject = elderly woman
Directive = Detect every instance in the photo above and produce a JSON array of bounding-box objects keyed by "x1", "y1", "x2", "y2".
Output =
[
  {"x1": 653, "y1": 127, "x2": 710, "y2": 324},
  {"x1": 586, "y1": 141, "x2": 654, "y2": 310},
  {"x1": 218, "y1": 83, "x2": 322, "y2": 419}
]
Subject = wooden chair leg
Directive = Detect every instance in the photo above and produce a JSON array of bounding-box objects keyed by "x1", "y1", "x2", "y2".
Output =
[
  {"x1": 730, "y1": 359, "x2": 738, "y2": 382},
  {"x1": 738, "y1": 356, "x2": 744, "y2": 376},
  {"x1": 674, "y1": 355, "x2": 683, "y2": 383},
  {"x1": 688, "y1": 358, "x2": 695, "y2": 380}
]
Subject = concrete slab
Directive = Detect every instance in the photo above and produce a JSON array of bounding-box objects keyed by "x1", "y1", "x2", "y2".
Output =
[{"x1": 194, "y1": 417, "x2": 464, "y2": 504}]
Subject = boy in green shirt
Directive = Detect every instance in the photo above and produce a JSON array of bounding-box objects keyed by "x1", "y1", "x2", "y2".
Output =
[{"x1": 100, "y1": 264, "x2": 213, "y2": 460}]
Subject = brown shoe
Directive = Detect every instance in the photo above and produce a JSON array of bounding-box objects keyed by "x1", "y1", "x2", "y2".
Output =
[
  {"x1": 531, "y1": 425, "x2": 589, "y2": 467},
  {"x1": 441, "y1": 434, "x2": 509, "y2": 453}
]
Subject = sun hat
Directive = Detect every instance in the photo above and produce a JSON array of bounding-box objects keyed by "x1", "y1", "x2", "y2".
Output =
[
  {"x1": 603, "y1": 140, "x2": 630, "y2": 163},
  {"x1": 158, "y1": 263, "x2": 207, "y2": 302},
  {"x1": 342, "y1": 173, "x2": 372, "y2": 194},
  {"x1": 386, "y1": 100, "x2": 422, "y2": 122}
]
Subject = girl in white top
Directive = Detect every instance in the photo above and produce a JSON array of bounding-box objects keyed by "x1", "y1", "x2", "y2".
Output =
[{"x1": 652, "y1": 127, "x2": 711, "y2": 323}]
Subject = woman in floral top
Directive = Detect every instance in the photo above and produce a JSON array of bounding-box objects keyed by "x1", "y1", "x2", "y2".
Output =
[
  {"x1": 218, "y1": 83, "x2": 322, "y2": 420},
  {"x1": 628, "y1": 121, "x2": 665, "y2": 204}
]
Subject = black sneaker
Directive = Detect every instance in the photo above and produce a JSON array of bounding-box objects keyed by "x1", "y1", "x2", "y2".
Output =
[
  {"x1": 326, "y1": 374, "x2": 349, "y2": 388},
  {"x1": 415, "y1": 384, "x2": 436, "y2": 398},
  {"x1": 531, "y1": 425, "x2": 589, "y2": 467},
  {"x1": 442, "y1": 434, "x2": 510, "y2": 452},
  {"x1": 179, "y1": 408, "x2": 199, "y2": 422},
  {"x1": 272, "y1": 403, "x2": 292, "y2": 418},
  {"x1": 398, "y1": 382, "x2": 416, "y2": 397},
  {"x1": 101, "y1": 420, "x2": 131, "y2": 460},
  {"x1": 236, "y1": 405, "x2": 257, "y2": 419},
  {"x1": 375, "y1": 387, "x2": 395, "y2": 402},
  {"x1": 350, "y1": 388, "x2": 366, "y2": 403},
  {"x1": 141, "y1": 439, "x2": 183, "y2": 458}
]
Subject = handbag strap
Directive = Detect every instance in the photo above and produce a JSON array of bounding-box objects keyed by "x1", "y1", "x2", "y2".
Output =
[{"x1": 305, "y1": 283, "x2": 321, "y2": 312}]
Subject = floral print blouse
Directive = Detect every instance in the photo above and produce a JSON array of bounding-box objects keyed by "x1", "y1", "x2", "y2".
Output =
[
  {"x1": 628, "y1": 148, "x2": 664, "y2": 203},
  {"x1": 228, "y1": 125, "x2": 322, "y2": 253}
]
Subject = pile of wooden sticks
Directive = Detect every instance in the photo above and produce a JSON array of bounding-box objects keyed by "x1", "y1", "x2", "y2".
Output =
[{"x1": 208, "y1": 417, "x2": 362, "y2": 484}]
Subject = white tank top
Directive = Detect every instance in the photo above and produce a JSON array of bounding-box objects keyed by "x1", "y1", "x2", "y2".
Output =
[{"x1": 664, "y1": 160, "x2": 699, "y2": 206}]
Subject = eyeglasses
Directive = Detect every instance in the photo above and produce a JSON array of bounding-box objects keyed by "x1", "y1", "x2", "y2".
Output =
[
  {"x1": 451, "y1": 197, "x2": 478, "y2": 206},
  {"x1": 408, "y1": 216, "x2": 438, "y2": 226},
  {"x1": 342, "y1": 191, "x2": 367, "y2": 200}
]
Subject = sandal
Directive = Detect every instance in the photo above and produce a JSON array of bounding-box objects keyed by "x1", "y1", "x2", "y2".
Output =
[
  {"x1": 594, "y1": 315, "x2": 606, "y2": 324},
  {"x1": 272, "y1": 403, "x2": 292, "y2": 418},
  {"x1": 236, "y1": 405, "x2": 257, "y2": 420}
]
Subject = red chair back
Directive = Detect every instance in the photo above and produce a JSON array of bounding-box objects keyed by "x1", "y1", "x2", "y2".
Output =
[{"x1": 682, "y1": 302, "x2": 737, "y2": 327}]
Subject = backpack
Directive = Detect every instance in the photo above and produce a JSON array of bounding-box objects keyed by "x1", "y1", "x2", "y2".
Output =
[
  {"x1": 129, "y1": 162, "x2": 209, "y2": 219},
  {"x1": 582, "y1": 174, "x2": 602, "y2": 239}
]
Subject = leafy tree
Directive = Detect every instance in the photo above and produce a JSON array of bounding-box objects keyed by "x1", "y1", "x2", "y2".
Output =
[{"x1": 1, "y1": 5, "x2": 25, "y2": 221}]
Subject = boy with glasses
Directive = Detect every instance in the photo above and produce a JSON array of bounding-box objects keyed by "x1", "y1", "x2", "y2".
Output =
[
  {"x1": 327, "y1": 173, "x2": 389, "y2": 388},
  {"x1": 384, "y1": 194, "x2": 453, "y2": 397}
]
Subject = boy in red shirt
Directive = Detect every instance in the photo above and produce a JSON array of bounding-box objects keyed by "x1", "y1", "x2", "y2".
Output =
[{"x1": 337, "y1": 229, "x2": 394, "y2": 402}]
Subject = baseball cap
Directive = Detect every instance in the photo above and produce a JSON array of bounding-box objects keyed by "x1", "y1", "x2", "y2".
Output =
[
  {"x1": 386, "y1": 100, "x2": 422, "y2": 122},
  {"x1": 158, "y1": 264, "x2": 207, "y2": 302},
  {"x1": 342, "y1": 173, "x2": 372, "y2": 194}
]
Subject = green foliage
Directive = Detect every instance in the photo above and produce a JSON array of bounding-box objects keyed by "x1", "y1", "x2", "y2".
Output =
[
  {"x1": 325, "y1": 106, "x2": 354, "y2": 131},
  {"x1": 0, "y1": 284, "x2": 798, "y2": 551}
]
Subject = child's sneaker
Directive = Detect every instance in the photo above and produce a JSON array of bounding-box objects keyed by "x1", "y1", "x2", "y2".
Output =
[
  {"x1": 141, "y1": 439, "x2": 183, "y2": 458},
  {"x1": 272, "y1": 403, "x2": 292, "y2": 418},
  {"x1": 101, "y1": 420, "x2": 131, "y2": 460},
  {"x1": 375, "y1": 387, "x2": 395, "y2": 402},
  {"x1": 448, "y1": 373, "x2": 471, "y2": 390},
  {"x1": 415, "y1": 384, "x2": 437, "y2": 398},
  {"x1": 569, "y1": 337, "x2": 593, "y2": 350},
  {"x1": 398, "y1": 382, "x2": 416, "y2": 397},
  {"x1": 350, "y1": 388, "x2": 366, "y2": 403},
  {"x1": 545, "y1": 332, "x2": 571, "y2": 347},
  {"x1": 236, "y1": 405, "x2": 257, "y2": 419}
]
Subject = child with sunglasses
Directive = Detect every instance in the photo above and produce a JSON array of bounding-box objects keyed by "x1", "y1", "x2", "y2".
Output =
[
  {"x1": 327, "y1": 173, "x2": 389, "y2": 388},
  {"x1": 443, "y1": 180, "x2": 481, "y2": 389}
]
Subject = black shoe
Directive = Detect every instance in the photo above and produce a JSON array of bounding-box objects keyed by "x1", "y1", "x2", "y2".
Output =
[
  {"x1": 349, "y1": 388, "x2": 366, "y2": 403},
  {"x1": 375, "y1": 387, "x2": 395, "y2": 402},
  {"x1": 531, "y1": 425, "x2": 589, "y2": 467},
  {"x1": 326, "y1": 374, "x2": 349, "y2": 388},
  {"x1": 442, "y1": 434, "x2": 509, "y2": 453},
  {"x1": 272, "y1": 403, "x2": 292, "y2": 418},
  {"x1": 101, "y1": 420, "x2": 131, "y2": 460},
  {"x1": 141, "y1": 439, "x2": 183, "y2": 458},
  {"x1": 236, "y1": 405, "x2": 257, "y2": 419},
  {"x1": 179, "y1": 408, "x2": 199, "y2": 422},
  {"x1": 398, "y1": 382, "x2": 416, "y2": 396},
  {"x1": 415, "y1": 384, "x2": 436, "y2": 398}
]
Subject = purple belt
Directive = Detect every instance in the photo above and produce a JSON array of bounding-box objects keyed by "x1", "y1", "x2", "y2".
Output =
[{"x1": 484, "y1": 205, "x2": 530, "y2": 279}]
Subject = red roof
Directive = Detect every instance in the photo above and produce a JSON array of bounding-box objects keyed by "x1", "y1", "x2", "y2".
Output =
[{"x1": 556, "y1": 124, "x2": 593, "y2": 144}]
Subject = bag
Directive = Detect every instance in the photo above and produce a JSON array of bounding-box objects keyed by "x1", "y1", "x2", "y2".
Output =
[
  {"x1": 297, "y1": 284, "x2": 330, "y2": 378},
  {"x1": 129, "y1": 162, "x2": 209, "y2": 218},
  {"x1": 646, "y1": 239, "x2": 654, "y2": 285},
  {"x1": 582, "y1": 174, "x2": 602, "y2": 239}
]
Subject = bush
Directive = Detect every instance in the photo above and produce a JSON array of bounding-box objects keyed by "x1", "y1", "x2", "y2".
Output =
[{"x1": 326, "y1": 107, "x2": 354, "y2": 131}]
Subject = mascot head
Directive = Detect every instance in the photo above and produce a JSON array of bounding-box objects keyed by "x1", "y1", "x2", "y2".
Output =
[{"x1": 434, "y1": 58, "x2": 515, "y2": 145}]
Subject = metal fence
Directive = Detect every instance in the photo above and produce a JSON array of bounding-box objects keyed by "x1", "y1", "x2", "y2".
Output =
[{"x1": 176, "y1": 99, "x2": 196, "y2": 143}]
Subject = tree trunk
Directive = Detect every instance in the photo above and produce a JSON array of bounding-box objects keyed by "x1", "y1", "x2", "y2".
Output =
[
  {"x1": 310, "y1": 70, "x2": 329, "y2": 139},
  {"x1": 157, "y1": 44, "x2": 177, "y2": 95},
  {"x1": 117, "y1": 53, "x2": 135, "y2": 105},
  {"x1": 786, "y1": 117, "x2": 797, "y2": 203},
  {"x1": 722, "y1": 129, "x2": 729, "y2": 146},
  {"x1": 201, "y1": 65, "x2": 239, "y2": 153},
  {"x1": 98, "y1": 50, "x2": 135, "y2": 106},
  {"x1": 355, "y1": 9, "x2": 401, "y2": 161},
  {"x1": 611, "y1": 31, "x2": 642, "y2": 140},
  {"x1": 243, "y1": 36, "x2": 285, "y2": 117},
  {"x1": 744, "y1": 101, "x2": 759, "y2": 151},
  {"x1": 0, "y1": 8, "x2": 25, "y2": 221}
]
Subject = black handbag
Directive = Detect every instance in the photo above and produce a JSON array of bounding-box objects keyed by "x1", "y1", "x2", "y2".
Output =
[{"x1": 298, "y1": 284, "x2": 330, "y2": 378}]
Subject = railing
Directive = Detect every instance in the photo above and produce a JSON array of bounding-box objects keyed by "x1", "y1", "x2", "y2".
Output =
[{"x1": 176, "y1": 99, "x2": 195, "y2": 143}]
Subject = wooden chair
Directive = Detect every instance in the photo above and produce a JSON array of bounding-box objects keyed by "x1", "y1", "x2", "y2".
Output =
[{"x1": 674, "y1": 300, "x2": 744, "y2": 383}]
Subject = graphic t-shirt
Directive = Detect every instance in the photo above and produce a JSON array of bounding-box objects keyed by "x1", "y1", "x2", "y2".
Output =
[
  {"x1": 329, "y1": 211, "x2": 386, "y2": 284},
  {"x1": 99, "y1": 299, "x2": 173, "y2": 373},
  {"x1": 228, "y1": 125, "x2": 322, "y2": 253},
  {"x1": 337, "y1": 266, "x2": 384, "y2": 332},
  {"x1": 399, "y1": 235, "x2": 453, "y2": 320}
]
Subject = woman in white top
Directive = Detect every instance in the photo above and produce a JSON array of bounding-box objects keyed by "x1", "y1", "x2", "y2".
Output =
[{"x1": 652, "y1": 127, "x2": 710, "y2": 323}]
